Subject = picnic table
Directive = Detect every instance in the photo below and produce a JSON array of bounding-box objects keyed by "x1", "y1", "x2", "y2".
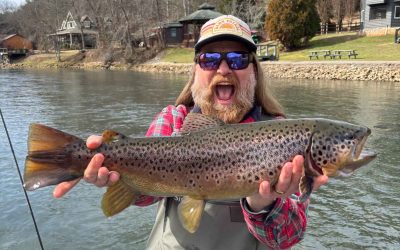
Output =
[
  {"x1": 330, "y1": 50, "x2": 358, "y2": 59},
  {"x1": 309, "y1": 50, "x2": 331, "y2": 60}
]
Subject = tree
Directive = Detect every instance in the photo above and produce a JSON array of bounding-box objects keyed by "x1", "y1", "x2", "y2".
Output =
[{"x1": 265, "y1": 0, "x2": 320, "y2": 51}]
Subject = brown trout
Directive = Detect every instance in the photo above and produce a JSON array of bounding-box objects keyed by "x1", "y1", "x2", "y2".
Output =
[{"x1": 24, "y1": 113, "x2": 376, "y2": 233}]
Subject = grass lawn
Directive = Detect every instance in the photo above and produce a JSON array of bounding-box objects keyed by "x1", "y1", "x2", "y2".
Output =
[
  {"x1": 279, "y1": 32, "x2": 399, "y2": 61},
  {"x1": 160, "y1": 32, "x2": 400, "y2": 62}
]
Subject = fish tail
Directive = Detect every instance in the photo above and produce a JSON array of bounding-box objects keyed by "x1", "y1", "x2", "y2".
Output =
[{"x1": 24, "y1": 123, "x2": 85, "y2": 191}]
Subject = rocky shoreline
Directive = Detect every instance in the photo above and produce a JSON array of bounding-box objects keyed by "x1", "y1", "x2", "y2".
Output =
[
  {"x1": 3, "y1": 60, "x2": 400, "y2": 82},
  {"x1": 132, "y1": 61, "x2": 400, "y2": 82}
]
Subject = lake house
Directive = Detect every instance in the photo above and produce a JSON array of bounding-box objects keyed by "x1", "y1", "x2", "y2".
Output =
[
  {"x1": 49, "y1": 11, "x2": 98, "y2": 49},
  {"x1": 360, "y1": 0, "x2": 400, "y2": 34}
]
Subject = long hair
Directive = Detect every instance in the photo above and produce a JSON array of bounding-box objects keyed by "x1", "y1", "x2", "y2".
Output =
[{"x1": 175, "y1": 53, "x2": 285, "y2": 117}]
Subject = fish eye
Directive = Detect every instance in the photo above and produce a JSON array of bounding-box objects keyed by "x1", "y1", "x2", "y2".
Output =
[{"x1": 343, "y1": 133, "x2": 355, "y2": 140}]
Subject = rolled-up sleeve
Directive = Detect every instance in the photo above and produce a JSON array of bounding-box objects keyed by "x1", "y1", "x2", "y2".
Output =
[{"x1": 241, "y1": 195, "x2": 310, "y2": 249}]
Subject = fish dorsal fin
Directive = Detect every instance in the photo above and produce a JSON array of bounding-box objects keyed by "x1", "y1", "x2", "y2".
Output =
[
  {"x1": 180, "y1": 113, "x2": 225, "y2": 134},
  {"x1": 177, "y1": 196, "x2": 205, "y2": 233},
  {"x1": 101, "y1": 180, "x2": 136, "y2": 217},
  {"x1": 102, "y1": 130, "x2": 127, "y2": 143}
]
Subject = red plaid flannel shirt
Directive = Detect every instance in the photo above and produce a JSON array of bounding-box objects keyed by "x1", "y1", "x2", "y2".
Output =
[{"x1": 134, "y1": 104, "x2": 309, "y2": 249}]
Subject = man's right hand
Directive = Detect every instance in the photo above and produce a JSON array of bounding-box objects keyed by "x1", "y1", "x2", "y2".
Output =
[{"x1": 53, "y1": 135, "x2": 120, "y2": 198}]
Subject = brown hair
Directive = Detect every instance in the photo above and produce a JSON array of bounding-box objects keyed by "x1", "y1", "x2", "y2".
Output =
[{"x1": 175, "y1": 52, "x2": 285, "y2": 117}]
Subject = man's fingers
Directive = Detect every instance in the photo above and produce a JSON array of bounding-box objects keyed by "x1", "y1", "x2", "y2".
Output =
[
  {"x1": 313, "y1": 175, "x2": 329, "y2": 191},
  {"x1": 84, "y1": 153, "x2": 105, "y2": 183},
  {"x1": 94, "y1": 167, "x2": 110, "y2": 187},
  {"x1": 274, "y1": 162, "x2": 293, "y2": 195},
  {"x1": 86, "y1": 135, "x2": 103, "y2": 149},
  {"x1": 53, "y1": 178, "x2": 81, "y2": 198},
  {"x1": 106, "y1": 171, "x2": 120, "y2": 186}
]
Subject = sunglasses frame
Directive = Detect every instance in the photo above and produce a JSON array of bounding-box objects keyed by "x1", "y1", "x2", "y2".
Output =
[{"x1": 194, "y1": 51, "x2": 254, "y2": 70}]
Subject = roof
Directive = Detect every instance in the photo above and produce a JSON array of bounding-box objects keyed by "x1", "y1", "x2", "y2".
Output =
[
  {"x1": 165, "y1": 23, "x2": 183, "y2": 28},
  {"x1": 178, "y1": 3, "x2": 223, "y2": 23},
  {"x1": 48, "y1": 28, "x2": 98, "y2": 36},
  {"x1": 0, "y1": 34, "x2": 18, "y2": 42}
]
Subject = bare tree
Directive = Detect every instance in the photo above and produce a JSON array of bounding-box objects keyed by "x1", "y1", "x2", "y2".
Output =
[{"x1": 331, "y1": 0, "x2": 345, "y2": 32}]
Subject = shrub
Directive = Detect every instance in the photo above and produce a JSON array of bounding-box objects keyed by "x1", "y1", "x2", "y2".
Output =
[{"x1": 265, "y1": 0, "x2": 320, "y2": 51}]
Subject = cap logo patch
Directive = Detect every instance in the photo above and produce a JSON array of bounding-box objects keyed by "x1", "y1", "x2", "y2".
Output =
[{"x1": 212, "y1": 18, "x2": 242, "y2": 36}]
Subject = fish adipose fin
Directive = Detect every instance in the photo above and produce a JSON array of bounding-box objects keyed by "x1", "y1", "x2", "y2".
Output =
[
  {"x1": 177, "y1": 196, "x2": 205, "y2": 233},
  {"x1": 102, "y1": 180, "x2": 137, "y2": 217},
  {"x1": 180, "y1": 113, "x2": 225, "y2": 134},
  {"x1": 24, "y1": 124, "x2": 85, "y2": 191}
]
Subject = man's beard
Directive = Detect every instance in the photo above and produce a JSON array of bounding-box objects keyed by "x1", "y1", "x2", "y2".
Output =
[{"x1": 191, "y1": 73, "x2": 256, "y2": 124}]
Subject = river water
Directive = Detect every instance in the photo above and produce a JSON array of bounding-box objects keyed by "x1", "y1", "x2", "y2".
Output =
[{"x1": 0, "y1": 69, "x2": 399, "y2": 249}]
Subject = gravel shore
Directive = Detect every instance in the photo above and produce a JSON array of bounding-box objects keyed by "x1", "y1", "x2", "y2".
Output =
[
  {"x1": 3, "y1": 59, "x2": 400, "y2": 82},
  {"x1": 132, "y1": 61, "x2": 400, "y2": 82}
]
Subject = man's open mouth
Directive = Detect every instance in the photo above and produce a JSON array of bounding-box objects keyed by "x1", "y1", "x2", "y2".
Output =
[{"x1": 215, "y1": 84, "x2": 235, "y2": 102}]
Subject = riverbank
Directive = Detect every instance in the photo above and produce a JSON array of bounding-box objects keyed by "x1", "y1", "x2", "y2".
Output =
[
  {"x1": 2, "y1": 51, "x2": 400, "y2": 82},
  {"x1": 132, "y1": 61, "x2": 400, "y2": 82}
]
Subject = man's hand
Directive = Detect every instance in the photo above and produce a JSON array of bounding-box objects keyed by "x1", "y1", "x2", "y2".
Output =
[
  {"x1": 53, "y1": 135, "x2": 120, "y2": 198},
  {"x1": 246, "y1": 155, "x2": 328, "y2": 212}
]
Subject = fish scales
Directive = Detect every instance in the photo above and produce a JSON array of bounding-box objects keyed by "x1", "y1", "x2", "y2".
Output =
[{"x1": 64, "y1": 120, "x2": 312, "y2": 200}]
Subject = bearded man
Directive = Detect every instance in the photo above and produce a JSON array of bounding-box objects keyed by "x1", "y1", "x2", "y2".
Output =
[{"x1": 53, "y1": 15, "x2": 328, "y2": 249}]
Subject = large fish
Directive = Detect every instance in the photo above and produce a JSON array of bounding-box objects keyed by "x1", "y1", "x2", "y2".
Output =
[{"x1": 24, "y1": 113, "x2": 376, "y2": 233}]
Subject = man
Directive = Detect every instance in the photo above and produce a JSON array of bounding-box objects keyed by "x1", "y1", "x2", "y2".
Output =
[{"x1": 53, "y1": 15, "x2": 328, "y2": 249}]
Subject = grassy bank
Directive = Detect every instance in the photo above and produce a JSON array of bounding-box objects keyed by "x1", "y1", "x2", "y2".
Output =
[{"x1": 159, "y1": 32, "x2": 399, "y2": 62}]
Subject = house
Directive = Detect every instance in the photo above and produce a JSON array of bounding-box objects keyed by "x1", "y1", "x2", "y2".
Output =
[
  {"x1": 163, "y1": 23, "x2": 184, "y2": 46},
  {"x1": 49, "y1": 11, "x2": 98, "y2": 49},
  {"x1": 0, "y1": 34, "x2": 33, "y2": 52},
  {"x1": 360, "y1": 0, "x2": 400, "y2": 35},
  {"x1": 178, "y1": 3, "x2": 223, "y2": 47}
]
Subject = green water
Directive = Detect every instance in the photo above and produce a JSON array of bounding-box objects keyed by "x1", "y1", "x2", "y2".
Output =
[{"x1": 0, "y1": 69, "x2": 399, "y2": 249}]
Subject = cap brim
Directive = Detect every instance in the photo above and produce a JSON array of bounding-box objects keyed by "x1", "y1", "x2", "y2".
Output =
[{"x1": 195, "y1": 34, "x2": 257, "y2": 53}]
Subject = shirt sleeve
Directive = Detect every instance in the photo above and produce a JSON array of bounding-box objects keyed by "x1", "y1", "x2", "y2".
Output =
[
  {"x1": 241, "y1": 194, "x2": 310, "y2": 249},
  {"x1": 133, "y1": 105, "x2": 188, "y2": 206}
]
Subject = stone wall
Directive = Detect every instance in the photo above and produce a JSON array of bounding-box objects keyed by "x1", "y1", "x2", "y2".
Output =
[{"x1": 132, "y1": 61, "x2": 400, "y2": 82}]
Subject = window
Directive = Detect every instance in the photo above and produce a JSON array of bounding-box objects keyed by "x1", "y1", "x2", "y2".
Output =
[
  {"x1": 370, "y1": 5, "x2": 386, "y2": 20},
  {"x1": 83, "y1": 20, "x2": 91, "y2": 28},
  {"x1": 395, "y1": 6, "x2": 400, "y2": 19},
  {"x1": 170, "y1": 28, "x2": 177, "y2": 38}
]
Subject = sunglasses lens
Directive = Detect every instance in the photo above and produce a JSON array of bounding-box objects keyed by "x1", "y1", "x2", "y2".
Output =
[
  {"x1": 197, "y1": 52, "x2": 250, "y2": 70},
  {"x1": 199, "y1": 52, "x2": 221, "y2": 70},
  {"x1": 226, "y1": 52, "x2": 250, "y2": 70}
]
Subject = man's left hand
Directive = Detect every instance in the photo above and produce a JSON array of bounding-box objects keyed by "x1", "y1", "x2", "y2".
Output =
[{"x1": 246, "y1": 155, "x2": 329, "y2": 212}]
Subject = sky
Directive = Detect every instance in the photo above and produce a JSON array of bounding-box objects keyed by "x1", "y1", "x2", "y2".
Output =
[{"x1": 5, "y1": 0, "x2": 25, "y2": 7}]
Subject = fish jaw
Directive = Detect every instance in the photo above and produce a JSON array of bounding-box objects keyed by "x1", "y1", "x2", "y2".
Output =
[
  {"x1": 321, "y1": 128, "x2": 376, "y2": 177},
  {"x1": 336, "y1": 149, "x2": 377, "y2": 177}
]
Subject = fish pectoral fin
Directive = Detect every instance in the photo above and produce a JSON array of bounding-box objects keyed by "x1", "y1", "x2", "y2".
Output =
[
  {"x1": 299, "y1": 175, "x2": 314, "y2": 203},
  {"x1": 101, "y1": 181, "x2": 136, "y2": 217},
  {"x1": 102, "y1": 130, "x2": 127, "y2": 143},
  {"x1": 177, "y1": 196, "x2": 205, "y2": 233}
]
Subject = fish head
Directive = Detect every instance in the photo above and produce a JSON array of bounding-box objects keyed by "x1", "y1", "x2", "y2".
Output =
[{"x1": 308, "y1": 119, "x2": 377, "y2": 177}]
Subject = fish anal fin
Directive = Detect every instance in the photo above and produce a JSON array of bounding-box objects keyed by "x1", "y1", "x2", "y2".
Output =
[
  {"x1": 101, "y1": 181, "x2": 136, "y2": 217},
  {"x1": 177, "y1": 196, "x2": 205, "y2": 233},
  {"x1": 180, "y1": 113, "x2": 225, "y2": 134},
  {"x1": 102, "y1": 130, "x2": 127, "y2": 143}
]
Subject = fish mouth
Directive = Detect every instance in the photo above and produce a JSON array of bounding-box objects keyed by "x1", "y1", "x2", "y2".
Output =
[
  {"x1": 339, "y1": 132, "x2": 377, "y2": 177},
  {"x1": 214, "y1": 83, "x2": 235, "y2": 105}
]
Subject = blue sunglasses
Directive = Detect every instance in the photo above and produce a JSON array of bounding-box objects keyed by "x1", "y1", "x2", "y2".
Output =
[{"x1": 195, "y1": 51, "x2": 253, "y2": 70}]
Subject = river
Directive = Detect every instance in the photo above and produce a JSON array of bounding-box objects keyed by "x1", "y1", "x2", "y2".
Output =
[{"x1": 0, "y1": 69, "x2": 399, "y2": 249}]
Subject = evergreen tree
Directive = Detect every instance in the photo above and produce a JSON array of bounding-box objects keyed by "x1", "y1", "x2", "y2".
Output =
[{"x1": 265, "y1": 0, "x2": 320, "y2": 50}]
